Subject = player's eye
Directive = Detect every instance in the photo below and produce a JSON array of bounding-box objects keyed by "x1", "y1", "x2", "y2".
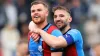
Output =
[
  {"x1": 59, "y1": 14, "x2": 64, "y2": 17},
  {"x1": 31, "y1": 10, "x2": 35, "y2": 13},
  {"x1": 54, "y1": 15, "x2": 57, "y2": 18},
  {"x1": 37, "y1": 9, "x2": 42, "y2": 12}
]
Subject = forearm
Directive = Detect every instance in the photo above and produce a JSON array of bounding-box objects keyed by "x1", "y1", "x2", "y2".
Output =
[{"x1": 38, "y1": 29, "x2": 67, "y2": 48}]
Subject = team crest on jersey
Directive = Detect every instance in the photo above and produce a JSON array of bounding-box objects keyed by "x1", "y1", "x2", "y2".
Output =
[
  {"x1": 65, "y1": 35, "x2": 68, "y2": 38},
  {"x1": 38, "y1": 45, "x2": 43, "y2": 52}
]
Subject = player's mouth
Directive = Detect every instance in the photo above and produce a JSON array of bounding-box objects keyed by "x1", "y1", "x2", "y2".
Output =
[
  {"x1": 56, "y1": 22, "x2": 62, "y2": 25},
  {"x1": 55, "y1": 20, "x2": 63, "y2": 25},
  {"x1": 34, "y1": 15, "x2": 40, "y2": 19}
]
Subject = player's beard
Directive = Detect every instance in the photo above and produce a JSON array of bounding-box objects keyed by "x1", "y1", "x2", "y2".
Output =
[
  {"x1": 32, "y1": 15, "x2": 45, "y2": 24},
  {"x1": 55, "y1": 20, "x2": 67, "y2": 31}
]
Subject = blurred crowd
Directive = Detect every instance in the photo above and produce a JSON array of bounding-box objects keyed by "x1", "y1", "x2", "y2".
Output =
[{"x1": 0, "y1": 0, "x2": 100, "y2": 56}]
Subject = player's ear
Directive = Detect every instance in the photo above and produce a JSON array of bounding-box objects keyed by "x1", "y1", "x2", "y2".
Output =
[
  {"x1": 46, "y1": 10, "x2": 49, "y2": 17},
  {"x1": 68, "y1": 17, "x2": 72, "y2": 23}
]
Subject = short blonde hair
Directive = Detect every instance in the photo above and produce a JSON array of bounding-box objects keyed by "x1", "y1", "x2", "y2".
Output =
[
  {"x1": 52, "y1": 6, "x2": 70, "y2": 14},
  {"x1": 31, "y1": 0, "x2": 49, "y2": 9}
]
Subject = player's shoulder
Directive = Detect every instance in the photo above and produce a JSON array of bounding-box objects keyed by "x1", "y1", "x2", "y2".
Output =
[
  {"x1": 67, "y1": 29, "x2": 82, "y2": 39},
  {"x1": 68, "y1": 29, "x2": 81, "y2": 35},
  {"x1": 51, "y1": 29, "x2": 63, "y2": 37},
  {"x1": 68, "y1": 29, "x2": 83, "y2": 42},
  {"x1": 47, "y1": 23, "x2": 62, "y2": 36}
]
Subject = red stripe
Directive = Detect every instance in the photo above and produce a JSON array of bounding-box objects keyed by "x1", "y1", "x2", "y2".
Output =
[
  {"x1": 42, "y1": 41, "x2": 51, "y2": 56},
  {"x1": 64, "y1": 44, "x2": 78, "y2": 56},
  {"x1": 42, "y1": 25, "x2": 57, "y2": 56},
  {"x1": 47, "y1": 25, "x2": 57, "y2": 33}
]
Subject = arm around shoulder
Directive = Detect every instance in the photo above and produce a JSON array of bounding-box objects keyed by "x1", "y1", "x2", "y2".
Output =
[{"x1": 39, "y1": 29, "x2": 67, "y2": 48}]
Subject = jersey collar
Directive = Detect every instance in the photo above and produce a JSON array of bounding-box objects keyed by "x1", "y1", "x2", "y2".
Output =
[
  {"x1": 63, "y1": 28, "x2": 71, "y2": 35},
  {"x1": 42, "y1": 23, "x2": 49, "y2": 30}
]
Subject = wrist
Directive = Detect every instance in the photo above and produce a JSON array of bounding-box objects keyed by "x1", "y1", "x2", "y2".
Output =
[{"x1": 38, "y1": 29, "x2": 44, "y2": 34}]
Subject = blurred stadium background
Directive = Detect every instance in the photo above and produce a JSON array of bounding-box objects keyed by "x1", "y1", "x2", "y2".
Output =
[{"x1": 0, "y1": 0, "x2": 100, "y2": 56}]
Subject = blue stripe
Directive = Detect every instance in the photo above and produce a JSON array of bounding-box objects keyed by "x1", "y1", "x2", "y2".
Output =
[{"x1": 63, "y1": 34, "x2": 74, "y2": 45}]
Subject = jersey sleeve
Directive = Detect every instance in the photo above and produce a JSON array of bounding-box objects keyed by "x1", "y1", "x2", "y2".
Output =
[
  {"x1": 50, "y1": 29, "x2": 63, "y2": 52},
  {"x1": 64, "y1": 29, "x2": 82, "y2": 45}
]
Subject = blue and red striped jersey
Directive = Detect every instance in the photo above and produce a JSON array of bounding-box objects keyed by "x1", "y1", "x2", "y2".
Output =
[
  {"x1": 28, "y1": 23, "x2": 63, "y2": 56},
  {"x1": 63, "y1": 29, "x2": 84, "y2": 56}
]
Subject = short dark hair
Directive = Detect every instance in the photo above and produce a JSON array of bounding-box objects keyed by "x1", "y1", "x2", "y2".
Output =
[
  {"x1": 31, "y1": 0, "x2": 48, "y2": 9},
  {"x1": 52, "y1": 6, "x2": 70, "y2": 14}
]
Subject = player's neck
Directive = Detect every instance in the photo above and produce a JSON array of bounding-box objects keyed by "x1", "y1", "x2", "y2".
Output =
[
  {"x1": 62, "y1": 25, "x2": 71, "y2": 34},
  {"x1": 37, "y1": 20, "x2": 48, "y2": 29}
]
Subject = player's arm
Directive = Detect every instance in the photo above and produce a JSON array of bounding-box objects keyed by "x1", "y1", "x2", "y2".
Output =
[
  {"x1": 31, "y1": 28, "x2": 76, "y2": 49},
  {"x1": 38, "y1": 29, "x2": 67, "y2": 48}
]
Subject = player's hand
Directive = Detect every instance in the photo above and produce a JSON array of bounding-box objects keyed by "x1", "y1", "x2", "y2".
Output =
[
  {"x1": 30, "y1": 32, "x2": 40, "y2": 42},
  {"x1": 28, "y1": 21, "x2": 39, "y2": 34}
]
